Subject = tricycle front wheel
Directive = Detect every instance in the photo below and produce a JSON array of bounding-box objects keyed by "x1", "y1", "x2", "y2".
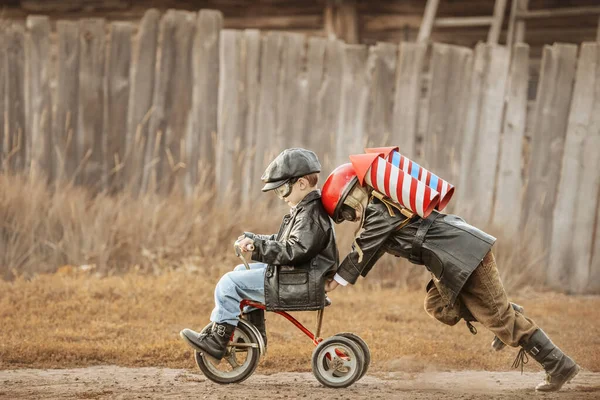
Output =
[{"x1": 194, "y1": 322, "x2": 260, "y2": 384}]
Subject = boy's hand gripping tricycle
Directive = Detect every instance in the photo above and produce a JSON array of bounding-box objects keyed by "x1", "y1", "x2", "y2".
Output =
[{"x1": 190, "y1": 242, "x2": 371, "y2": 388}]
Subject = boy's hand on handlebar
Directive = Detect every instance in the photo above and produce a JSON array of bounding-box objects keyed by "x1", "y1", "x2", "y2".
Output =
[
  {"x1": 237, "y1": 237, "x2": 255, "y2": 252},
  {"x1": 324, "y1": 279, "x2": 339, "y2": 292}
]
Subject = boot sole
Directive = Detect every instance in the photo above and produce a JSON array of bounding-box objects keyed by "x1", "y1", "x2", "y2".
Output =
[
  {"x1": 180, "y1": 330, "x2": 229, "y2": 360},
  {"x1": 180, "y1": 330, "x2": 204, "y2": 352},
  {"x1": 535, "y1": 364, "x2": 581, "y2": 392}
]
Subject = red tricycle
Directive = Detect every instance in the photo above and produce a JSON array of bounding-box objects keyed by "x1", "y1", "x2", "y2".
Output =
[{"x1": 183, "y1": 243, "x2": 370, "y2": 388}]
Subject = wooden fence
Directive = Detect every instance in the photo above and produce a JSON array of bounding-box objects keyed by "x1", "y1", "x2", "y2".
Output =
[{"x1": 0, "y1": 9, "x2": 599, "y2": 294}]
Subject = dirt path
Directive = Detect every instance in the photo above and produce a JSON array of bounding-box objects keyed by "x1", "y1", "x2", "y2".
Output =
[{"x1": 1, "y1": 367, "x2": 599, "y2": 400}]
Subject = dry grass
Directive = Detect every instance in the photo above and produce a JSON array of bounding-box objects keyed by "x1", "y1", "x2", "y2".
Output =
[
  {"x1": 1, "y1": 270, "x2": 598, "y2": 373},
  {"x1": 0, "y1": 171, "x2": 543, "y2": 295}
]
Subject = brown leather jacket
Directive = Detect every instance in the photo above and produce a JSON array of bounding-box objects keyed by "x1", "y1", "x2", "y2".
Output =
[
  {"x1": 336, "y1": 198, "x2": 496, "y2": 305},
  {"x1": 246, "y1": 190, "x2": 338, "y2": 311}
]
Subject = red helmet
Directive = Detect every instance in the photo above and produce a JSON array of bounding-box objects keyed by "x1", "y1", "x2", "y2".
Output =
[{"x1": 322, "y1": 163, "x2": 359, "y2": 223}]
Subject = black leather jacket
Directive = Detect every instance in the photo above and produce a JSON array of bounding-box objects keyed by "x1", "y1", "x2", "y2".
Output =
[
  {"x1": 247, "y1": 190, "x2": 338, "y2": 311},
  {"x1": 336, "y1": 198, "x2": 496, "y2": 305}
]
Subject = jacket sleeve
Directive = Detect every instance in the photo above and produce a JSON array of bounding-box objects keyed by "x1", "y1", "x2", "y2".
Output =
[
  {"x1": 251, "y1": 217, "x2": 326, "y2": 266},
  {"x1": 244, "y1": 232, "x2": 276, "y2": 241},
  {"x1": 336, "y1": 202, "x2": 402, "y2": 284}
]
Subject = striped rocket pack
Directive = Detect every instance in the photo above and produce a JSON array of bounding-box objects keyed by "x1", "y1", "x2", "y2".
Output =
[
  {"x1": 349, "y1": 153, "x2": 440, "y2": 218},
  {"x1": 365, "y1": 147, "x2": 455, "y2": 211}
]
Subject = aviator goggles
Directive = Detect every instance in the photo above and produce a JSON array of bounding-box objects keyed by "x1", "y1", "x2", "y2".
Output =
[{"x1": 273, "y1": 177, "x2": 299, "y2": 199}]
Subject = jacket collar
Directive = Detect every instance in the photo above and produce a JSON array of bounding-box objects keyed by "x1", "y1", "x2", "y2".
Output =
[{"x1": 290, "y1": 190, "x2": 321, "y2": 213}]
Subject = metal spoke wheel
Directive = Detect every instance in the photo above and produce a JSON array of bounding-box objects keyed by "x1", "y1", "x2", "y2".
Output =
[
  {"x1": 311, "y1": 335, "x2": 364, "y2": 388},
  {"x1": 194, "y1": 322, "x2": 260, "y2": 384},
  {"x1": 336, "y1": 332, "x2": 371, "y2": 380}
]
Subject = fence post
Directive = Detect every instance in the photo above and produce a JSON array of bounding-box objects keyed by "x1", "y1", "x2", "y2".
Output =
[
  {"x1": 392, "y1": 42, "x2": 427, "y2": 160},
  {"x1": 78, "y1": 18, "x2": 106, "y2": 189},
  {"x1": 186, "y1": 10, "x2": 222, "y2": 194},
  {"x1": 104, "y1": 22, "x2": 133, "y2": 192},
  {"x1": 521, "y1": 44, "x2": 577, "y2": 263},
  {"x1": 492, "y1": 44, "x2": 529, "y2": 236},
  {"x1": 366, "y1": 42, "x2": 397, "y2": 148},
  {"x1": 126, "y1": 9, "x2": 159, "y2": 196},
  {"x1": 26, "y1": 16, "x2": 52, "y2": 181},
  {"x1": 5, "y1": 24, "x2": 26, "y2": 172},
  {"x1": 549, "y1": 42, "x2": 600, "y2": 293},
  {"x1": 336, "y1": 44, "x2": 369, "y2": 166}
]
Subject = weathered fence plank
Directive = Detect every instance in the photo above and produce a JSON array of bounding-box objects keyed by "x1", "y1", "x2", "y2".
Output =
[
  {"x1": 5, "y1": 24, "x2": 26, "y2": 171},
  {"x1": 521, "y1": 44, "x2": 578, "y2": 260},
  {"x1": 53, "y1": 21, "x2": 79, "y2": 181},
  {"x1": 392, "y1": 42, "x2": 427, "y2": 160},
  {"x1": 145, "y1": 10, "x2": 195, "y2": 193},
  {"x1": 254, "y1": 32, "x2": 283, "y2": 183},
  {"x1": 423, "y1": 44, "x2": 473, "y2": 190},
  {"x1": 549, "y1": 43, "x2": 600, "y2": 293},
  {"x1": 336, "y1": 44, "x2": 369, "y2": 166},
  {"x1": 186, "y1": 10, "x2": 222, "y2": 194},
  {"x1": 126, "y1": 9, "x2": 159, "y2": 195},
  {"x1": 464, "y1": 45, "x2": 510, "y2": 226},
  {"x1": 166, "y1": 11, "x2": 196, "y2": 194},
  {"x1": 104, "y1": 22, "x2": 133, "y2": 192},
  {"x1": 470, "y1": 45, "x2": 510, "y2": 227},
  {"x1": 305, "y1": 37, "x2": 326, "y2": 154},
  {"x1": 491, "y1": 44, "x2": 529, "y2": 235},
  {"x1": 277, "y1": 33, "x2": 308, "y2": 150},
  {"x1": 457, "y1": 43, "x2": 488, "y2": 218},
  {"x1": 26, "y1": 16, "x2": 52, "y2": 180},
  {"x1": 312, "y1": 38, "x2": 343, "y2": 173},
  {"x1": 0, "y1": 34, "x2": 5, "y2": 165},
  {"x1": 457, "y1": 44, "x2": 510, "y2": 226},
  {"x1": 241, "y1": 29, "x2": 261, "y2": 199},
  {"x1": 216, "y1": 30, "x2": 244, "y2": 199},
  {"x1": 78, "y1": 18, "x2": 105, "y2": 188},
  {"x1": 366, "y1": 42, "x2": 397, "y2": 148}
]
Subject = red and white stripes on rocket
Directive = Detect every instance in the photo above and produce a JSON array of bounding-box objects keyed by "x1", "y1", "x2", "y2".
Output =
[
  {"x1": 363, "y1": 156, "x2": 440, "y2": 218},
  {"x1": 365, "y1": 147, "x2": 455, "y2": 211}
]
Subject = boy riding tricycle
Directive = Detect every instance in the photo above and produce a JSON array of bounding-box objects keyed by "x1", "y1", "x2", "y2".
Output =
[{"x1": 180, "y1": 148, "x2": 370, "y2": 388}]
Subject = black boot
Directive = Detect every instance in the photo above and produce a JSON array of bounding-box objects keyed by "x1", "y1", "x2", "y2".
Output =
[
  {"x1": 515, "y1": 329, "x2": 580, "y2": 392},
  {"x1": 180, "y1": 322, "x2": 236, "y2": 360},
  {"x1": 491, "y1": 303, "x2": 524, "y2": 351},
  {"x1": 245, "y1": 309, "x2": 267, "y2": 346}
]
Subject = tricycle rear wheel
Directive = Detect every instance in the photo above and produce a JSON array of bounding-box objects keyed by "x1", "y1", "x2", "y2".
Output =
[
  {"x1": 311, "y1": 335, "x2": 364, "y2": 388},
  {"x1": 336, "y1": 332, "x2": 371, "y2": 380}
]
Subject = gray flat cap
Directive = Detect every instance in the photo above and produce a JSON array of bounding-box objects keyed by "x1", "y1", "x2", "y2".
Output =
[{"x1": 261, "y1": 148, "x2": 321, "y2": 192}]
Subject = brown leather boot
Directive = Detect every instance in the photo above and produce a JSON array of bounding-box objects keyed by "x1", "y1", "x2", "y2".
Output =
[{"x1": 515, "y1": 329, "x2": 580, "y2": 392}]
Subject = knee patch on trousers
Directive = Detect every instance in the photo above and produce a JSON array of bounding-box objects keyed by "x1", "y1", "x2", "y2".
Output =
[{"x1": 424, "y1": 286, "x2": 461, "y2": 326}]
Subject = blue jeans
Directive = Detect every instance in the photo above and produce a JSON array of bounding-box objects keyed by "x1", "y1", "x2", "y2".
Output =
[{"x1": 209, "y1": 262, "x2": 267, "y2": 326}]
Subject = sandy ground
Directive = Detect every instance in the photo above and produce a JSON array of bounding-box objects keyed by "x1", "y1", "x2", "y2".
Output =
[{"x1": 0, "y1": 366, "x2": 599, "y2": 400}]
